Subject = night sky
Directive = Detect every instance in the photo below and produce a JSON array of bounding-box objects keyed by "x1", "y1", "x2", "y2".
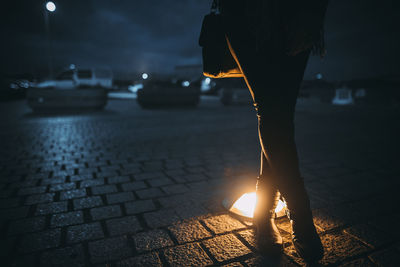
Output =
[{"x1": 2, "y1": 0, "x2": 399, "y2": 81}]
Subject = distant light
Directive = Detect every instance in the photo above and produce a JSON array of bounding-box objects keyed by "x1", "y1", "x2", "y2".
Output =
[
  {"x1": 69, "y1": 64, "x2": 76, "y2": 70},
  {"x1": 204, "y1": 78, "x2": 211, "y2": 85},
  {"x1": 316, "y1": 73, "x2": 323, "y2": 80},
  {"x1": 46, "y1": 1, "x2": 56, "y2": 12},
  {"x1": 142, "y1": 73, "x2": 148, "y2": 80},
  {"x1": 182, "y1": 81, "x2": 190, "y2": 87}
]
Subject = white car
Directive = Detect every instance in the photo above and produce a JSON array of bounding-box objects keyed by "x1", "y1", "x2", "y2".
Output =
[
  {"x1": 27, "y1": 68, "x2": 112, "y2": 111},
  {"x1": 36, "y1": 68, "x2": 113, "y2": 90}
]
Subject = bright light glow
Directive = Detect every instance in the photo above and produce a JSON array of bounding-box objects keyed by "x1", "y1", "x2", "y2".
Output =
[
  {"x1": 182, "y1": 81, "x2": 190, "y2": 87},
  {"x1": 46, "y1": 1, "x2": 56, "y2": 12},
  {"x1": 229, "y1": 192, "x2": 286, "y2": 218},
  {"x1": 142, "y1": 73, "x2": 148, "y2": 80},
  {"x1": 230, "y1": 192, "x2": 257, "y2": 218},
  {"x1": 205, "y1": 78, "x2": 211, "y2": 85}
]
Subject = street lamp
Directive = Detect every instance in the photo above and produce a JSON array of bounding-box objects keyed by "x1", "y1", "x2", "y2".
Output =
[
  {"x1": 142, "y1": 73, "x2": 149, "y2": 80},
  {"x1": 44, "y1": 1, "x2": 56, "y2": 78},
  {"x1": 46, "y1": 1, "x2": 56, "y2": 12}
]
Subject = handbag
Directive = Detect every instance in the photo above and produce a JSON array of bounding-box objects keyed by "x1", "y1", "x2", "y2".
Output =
[{"x1": 198, "y1": 0, "x2": 243, "y2": 78}]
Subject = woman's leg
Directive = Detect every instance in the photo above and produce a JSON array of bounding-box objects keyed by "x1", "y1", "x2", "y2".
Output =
[{"x1": 228, "y1": 33, "x2": 323, "y2": 260}]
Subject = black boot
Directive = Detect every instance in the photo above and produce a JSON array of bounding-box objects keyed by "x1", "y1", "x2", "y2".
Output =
[
  {"x1": 253, "y1": 179, "x2": 283, "y2": 256},
  {"x1": 285, "y1": 180, "x2": 324, "y2": 263}
]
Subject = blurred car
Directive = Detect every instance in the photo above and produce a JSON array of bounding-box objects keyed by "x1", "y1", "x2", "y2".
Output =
[
  {"x1": 0, "y1": 74, "x2": 34, "y2": 101},
  {"x1": 137, "y1": 79, "x2": 201, "y2": 108},
  {"x1": 35, "y1": 68, "x2": 113, "y2": 90},
  {"x1": 27, "y1": 68, "x2": 110, "y2": 111}
]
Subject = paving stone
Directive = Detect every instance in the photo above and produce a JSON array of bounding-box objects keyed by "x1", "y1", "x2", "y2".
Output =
[
  {"x1": 35, "y1": 201, "x2": 68, "y2": 215},
  {"x1": 73, "y1": 196, "x2": 103, "y2": 210},
  {"x1": 89, "y1": 236, "x2": 133, "y2": 264},
  {"x1": 18, "y1": 228, "x2": 61, "y2": 253},
  {"x1": 25, "y1": 193, "x2": 55, "y2": 205},
  {"x1": 237, "y1": 229, "x2": 257, "y2": 248},
  {"x1": 312, "y1": 208, "x2": 345, "y2": 233},
  {"x1": 338, "y1": 258, "x2": 375, "y2": 267},
  {"x1": 165, "y1": 168, "x2": 185, "y2": 177},
  {"x1": 8, "y1": 216, "x2": 46, "y2": 235},
  {"x1": 162, "y1": 184, "x2": 189, "y2": 195},
  {"x1": 107, "y1": 176, "x2": 131, "y2": 184},
  {"x1": 320, "y1": 231, "x2": 370, "y2": 265},
  {"x1": 115, "y1": 253, "x2": 162, "y2": 267},
  {"x1": 50, "y1": 182, "x2": 76, "y2": 192},
  {"x1": 168, "y1": 220, "x2": 212, "y2": 244},
  {"x1": 369, "y1": 245, "x2": 400, "y2": 266},
  {"x1": 80, "y1": 179, "x2": 105, "y2": 188},
  {"x1": 91, "y1": 185, "x2": 118, "y2": 195},
  {"x1": 136, "y1": 187, "x2": 165, "y2": 199},
  {"x1": 163, "y1": 242, "x2": 213, "y2": 267},
  {"x1": 66, "y1": 222, "x2": 104, "y2": 243},
  {"x1": 185, "y1": 173, "x2": 207, "y2": 182},
  {"x1": 134, "y1": 172, "x2": 165, "y2": 181},
  {"x1": 106, "y1": 216, "x2": 142, "y2": 236},
  {"x1": 143, "y1": 209, "x2": 180, "y2": 228},
  {"x1": 121, "y1": 181, "x2": 147, "y2": 191},
  {"x1": 222, "y1": 262, "x2": 244, "y2": 267},
  {"x1": 40, "y1": 244, "x2": 86, "y2": 267},
  {"x1": 70, "y1": 174, "x2": 94, "y2": 182},
  {"x1": 60, "y1": 189, "x2": 87, "y2": 200},
  {"x1": 125, "y1": 200, "x2": 156, "y2": 214},
  {"x1": 202, "y1": 234, "x2": 252, "y2": 262},
  {"x1": 51, "y1": 211, "x2": 84, "y2": 227},
  {"x1": 106, "y1": 192, "x2": 135, "y2": 204},
  {"x1": 344, "y1": 224, "x2": 391, "y2": 248},
  {"x1": 158, "y1": 194, "x2": 192, "y2": 208},
  {"x1": 90, "y1": 205, "x2": 122, "y2": 220},
  {"x1": 203, "y1": 214, "x2": 246, "y2": 234},
  {"x1": 18, "y1": 186, "x2": 47, "y2": 195},
  {"x1": 41, "y1": 177, "x2": 66, "y2": 185},
  {"x1": 174, "y1": 203, "x2": 208, "y2": 220},
  {"x1": 245, "y1": 255, "x2": 297, "y2": 266},
  {"x1": 148, "y1": 177, "x2": 174, "y2": 187},
  {"x1": 133, "y1": 229, "x2": 174, "y2": 252}
]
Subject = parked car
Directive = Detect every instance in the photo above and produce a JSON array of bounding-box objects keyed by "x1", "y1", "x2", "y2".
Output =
[
  {"x1": 35, "y1": 68, "x2": 113, "y2": 90},
  {"x1": 137, "y1": 79, "x2": 201, "y2": 108},
  {"x1": 0, "y1": 74, "x2": 34, "y2": 101},
  {"x1": 27, "y1": 68, "x2": 112, "y2": 111}
]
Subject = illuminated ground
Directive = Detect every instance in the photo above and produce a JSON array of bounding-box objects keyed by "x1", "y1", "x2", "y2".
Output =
[{"x1": 0, "y1": 96, "x2": 399, "y2": 266}]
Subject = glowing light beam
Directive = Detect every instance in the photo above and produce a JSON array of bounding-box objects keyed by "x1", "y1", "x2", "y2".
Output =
[{"x1": 229, "y1": 192, "x2": 286, "y2": 219}]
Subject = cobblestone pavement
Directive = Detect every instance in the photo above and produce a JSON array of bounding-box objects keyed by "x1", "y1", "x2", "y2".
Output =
[{"x1": 1, "y1": 97, "x2": 399, "y2": 266}]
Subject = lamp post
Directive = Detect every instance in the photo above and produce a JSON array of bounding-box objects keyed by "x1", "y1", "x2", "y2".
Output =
[{"x1": 44, "y1": 1, "x2": 56, "y2": 78}]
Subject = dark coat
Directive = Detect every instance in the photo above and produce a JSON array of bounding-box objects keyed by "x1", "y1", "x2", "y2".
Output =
[{"x1": 219, "y1": 0, "x2": 329, "y2": 57}]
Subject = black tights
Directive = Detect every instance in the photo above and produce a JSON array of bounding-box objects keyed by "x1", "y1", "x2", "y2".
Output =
[{"x1": 226, "y1": 30, "x2": 311, "y2": 210}]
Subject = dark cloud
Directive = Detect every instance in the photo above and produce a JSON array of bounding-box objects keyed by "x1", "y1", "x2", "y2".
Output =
[{"x1": 2, "y1": 0, "x2": 399, "y2": 80}]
